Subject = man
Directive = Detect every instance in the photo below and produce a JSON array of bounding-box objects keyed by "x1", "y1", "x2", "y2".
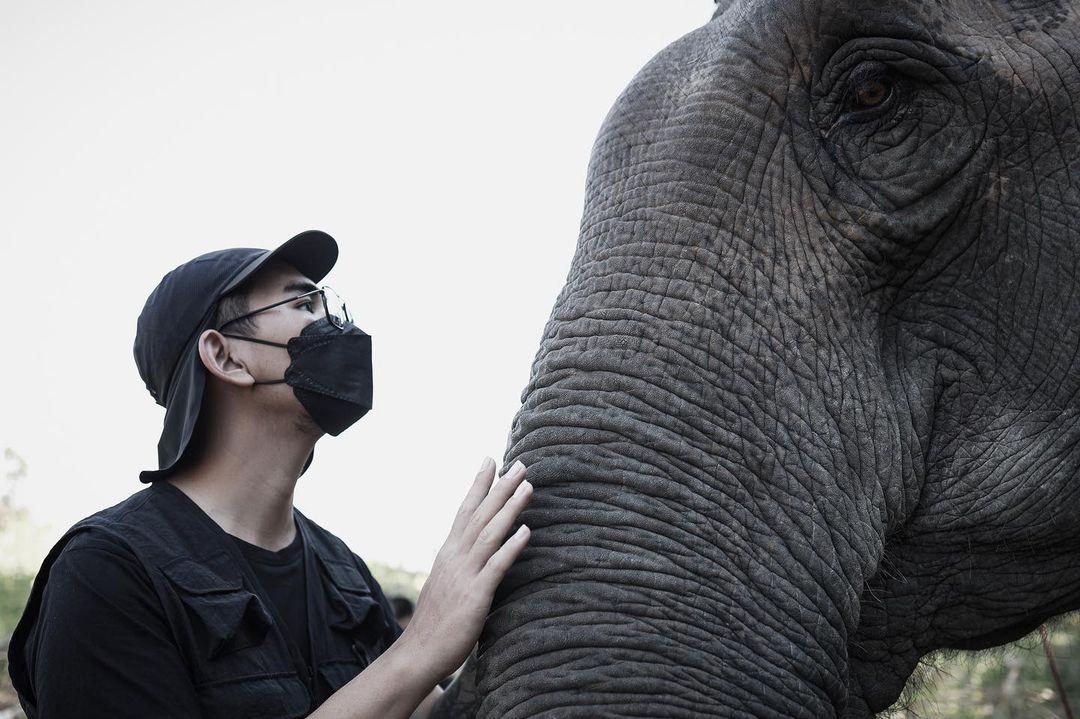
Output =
[{"x1": 7, "y1": 230, "x2": 532, "y2": 718}]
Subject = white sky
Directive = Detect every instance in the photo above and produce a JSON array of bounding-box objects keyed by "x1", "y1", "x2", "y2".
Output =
[{"x1": 0, "y1": 1, "x2": 712, "y2": 572}]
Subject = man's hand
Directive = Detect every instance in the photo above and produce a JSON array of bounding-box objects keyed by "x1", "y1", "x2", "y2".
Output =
[
  {"x1": 311, "y1": 458, "x2": 531, "y2": 719},
  {"x1": 399, "y1": 458, "x2": 532, "y2": 683}
]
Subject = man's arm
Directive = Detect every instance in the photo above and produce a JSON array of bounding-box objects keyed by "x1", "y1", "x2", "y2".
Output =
[
  {"x1": 311, "y1": 458, "x2": 531, "y2": 719},
  {"x1": 412, "y1": 686, "x2": 444, "y2": 719},
  {"x1": 23, "y1": 533, "x2": 202, "y2": 718}
]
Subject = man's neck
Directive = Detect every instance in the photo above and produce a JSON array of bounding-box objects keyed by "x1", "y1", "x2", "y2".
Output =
[{"x1": 167, "y1": 424, "x2": 318, "y2": 552}]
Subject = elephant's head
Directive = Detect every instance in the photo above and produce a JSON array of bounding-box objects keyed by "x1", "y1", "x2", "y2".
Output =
[{"x1": 474, "y1": 0, "x2": 1080, "y2": 716}]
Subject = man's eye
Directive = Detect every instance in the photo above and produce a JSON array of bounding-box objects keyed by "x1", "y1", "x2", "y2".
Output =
[{"x1": 299, "y1": 300, "x2": 315, "y2": 312}]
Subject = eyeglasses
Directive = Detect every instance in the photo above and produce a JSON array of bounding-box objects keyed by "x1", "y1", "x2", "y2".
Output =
[{"x1": 218, "y1": 286, "x2": 352, "y2": 331}]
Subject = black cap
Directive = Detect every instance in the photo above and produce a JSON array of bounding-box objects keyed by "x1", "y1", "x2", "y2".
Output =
[{"x1": 134, "y1": 230, "x2": 339, "y2": 483}]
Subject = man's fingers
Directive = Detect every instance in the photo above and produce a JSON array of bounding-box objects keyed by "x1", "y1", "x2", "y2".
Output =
[
  {"x1": 463, "y1": 461, "x2": 527, "y2": 544},
  {"x1": 451, "y1": 457, "x2": 497, "y2": 536},
  {"x1": 478, "y1": 524, "x2": 531, "y2": 587},
  {"x1": 471, "y1": 479, "x2": 532, "y2": 560}
]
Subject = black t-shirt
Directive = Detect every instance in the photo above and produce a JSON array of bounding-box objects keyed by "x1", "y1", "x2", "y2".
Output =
[
  {"x1": 21, "y1": 528, "x2": 401, "y2": 718},
  {"x1": 230, "y1": 529, "x2": 312, "y2": 671}
]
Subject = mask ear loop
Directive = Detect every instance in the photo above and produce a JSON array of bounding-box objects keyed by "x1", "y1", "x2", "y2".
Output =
[
  {"x1": 220, "y1": 333, "x2": 289, "y2": 349},
  {"x1": 219, "y1": 333, "x2": 290, "y2": 385}
]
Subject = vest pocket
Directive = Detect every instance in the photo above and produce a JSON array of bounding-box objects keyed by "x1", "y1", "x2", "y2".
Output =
[
  {"x1": 162, "y1": 553, "x2": 274, "y2": 660},
  {"x1": 320, "y1": 559, "x2": 392, "y2": 657},
  {"x1": 163, "y1": 555, "x2": 311, "y2": 716}
]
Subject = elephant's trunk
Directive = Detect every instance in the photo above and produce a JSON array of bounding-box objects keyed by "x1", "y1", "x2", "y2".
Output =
[
  {"x1": 474, "y1": 256, "x2": 904, "y2": 716},
  {"x1": 478, "y1": 462, "x2": 853, "y2": 716}
]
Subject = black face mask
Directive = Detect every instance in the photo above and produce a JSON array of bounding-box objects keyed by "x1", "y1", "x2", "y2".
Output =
[{"x1": 224, "y1": 318, "x2": 373, "y2": 436}]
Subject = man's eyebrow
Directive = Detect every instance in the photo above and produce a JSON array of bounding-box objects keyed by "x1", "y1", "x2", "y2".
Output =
[{"x1": 283, "y1": 280, "x2": 319, "y2": 295}]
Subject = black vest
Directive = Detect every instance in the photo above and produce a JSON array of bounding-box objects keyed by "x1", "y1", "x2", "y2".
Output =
[{"x1": 8, "y1": 481, "x2": 396, "y2": 719}]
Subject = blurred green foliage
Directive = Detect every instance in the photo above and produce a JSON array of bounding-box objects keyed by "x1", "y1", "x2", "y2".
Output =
[
  {"x1": 885, "y1": 615, "x2": 1080, "y2": 718},
  {"x1": 368, "y1": 561, "x2": 426, "y2": 604},
  {"x1": 0, "y1": 573, "x2": 32, "y2": 641},
  {"x1": 0, "y1": 574, "x2": 32, "y2": 717}
]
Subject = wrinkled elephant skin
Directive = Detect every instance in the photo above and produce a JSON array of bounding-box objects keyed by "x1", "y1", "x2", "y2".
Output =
[{"x1": 474, "y1": 1, "x2": 1080, "y2": 717}]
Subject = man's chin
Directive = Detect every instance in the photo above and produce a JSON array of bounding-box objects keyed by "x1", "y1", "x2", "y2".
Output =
[{"x1": 294, "y1": 414, "x2": 324, "y2": 440}]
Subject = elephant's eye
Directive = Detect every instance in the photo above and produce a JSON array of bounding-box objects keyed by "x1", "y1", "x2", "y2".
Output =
[
  {"x1": 852, "y1": 79, "x2": 890, "y2": 109},
  {"x1": 846, "y1": 66, "x2": 894, "y2": 113},
  {"x1": 817, "y1": 58, "x2": 907, "y2": 137}
]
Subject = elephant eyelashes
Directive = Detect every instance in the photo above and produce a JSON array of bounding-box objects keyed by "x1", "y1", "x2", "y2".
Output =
[{"x1": 845, "y1": 64, "x2": 895, "y2": 115}]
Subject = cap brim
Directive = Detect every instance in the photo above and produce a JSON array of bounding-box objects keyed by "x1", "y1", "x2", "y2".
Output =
[
  {"x1": 222, "y1": 230, "x2": 339, "y2": 295},
  {"x1": 139, "y1": 230, "x2": 337, "y2": 483}
]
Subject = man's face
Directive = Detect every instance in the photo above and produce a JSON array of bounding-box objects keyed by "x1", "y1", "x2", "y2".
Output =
[
  {"x1": 237, "y1": 259, "x2": 325, "y2": 345},
  {"x1": 219, "y1": 259, "x2": 326, "y2": 422}
]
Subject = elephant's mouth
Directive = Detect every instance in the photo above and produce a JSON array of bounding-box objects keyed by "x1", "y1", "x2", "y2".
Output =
[{"x1": 945, "y1": 612, "x2": 1056, "y2": 652}]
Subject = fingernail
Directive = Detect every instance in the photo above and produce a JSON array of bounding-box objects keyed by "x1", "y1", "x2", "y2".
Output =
[
  {"x1": 479, "y1": 456, "x2": 493, "y2": 471},
  {"x1": 515, "y1": 524, "x2": 530, "y2": 538},
  {"x1": 514, "y1": 480, "x2": 532, "y2": 497},
  {"x1": 506, "y1": 460, "x2": 525, "y2": 478}
]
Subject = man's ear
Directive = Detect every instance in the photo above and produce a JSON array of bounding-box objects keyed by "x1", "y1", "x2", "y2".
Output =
[{"x1": 198, "y1": 329, "x2": 255, "y2": 387}]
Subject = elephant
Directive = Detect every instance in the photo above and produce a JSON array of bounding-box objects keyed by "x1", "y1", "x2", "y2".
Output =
[{"x1": 462, "y1": 0, "x2": 1080, "y2": 716}]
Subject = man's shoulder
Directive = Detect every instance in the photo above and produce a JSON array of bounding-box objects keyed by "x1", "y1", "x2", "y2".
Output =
[
  {"x1": 59, "y1": 526, "x2": 137, "y2": 557},
  {"x1": 45, "y1": 488, "x2": 160, "y2": 569},
  {"x1": 48, "y1": 527, "x2": 150, "y2": 588},
  {"x1": 25, "y1": 527, "x2": 163, "y2": 656},
  {"x1": 42, "y1": 483, "x2": 199, "y2": 598},
  {"x1": 74, "y1": 485, "x2": 159, "y2": 527}
]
